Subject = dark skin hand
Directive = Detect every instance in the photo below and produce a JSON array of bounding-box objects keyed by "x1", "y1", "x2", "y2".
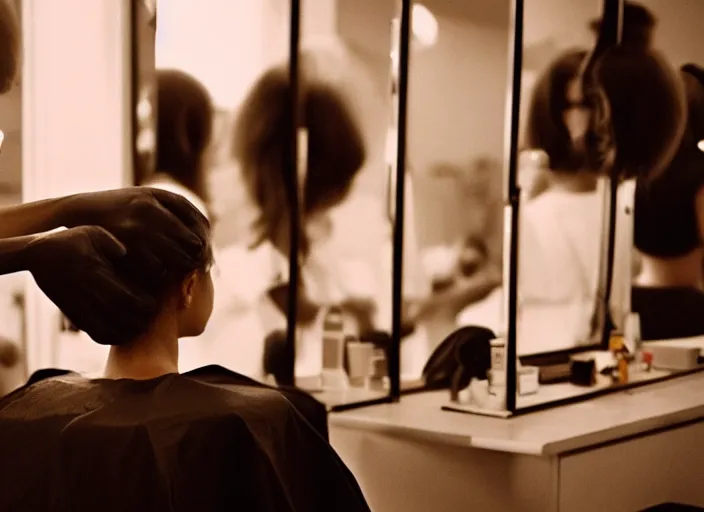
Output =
[
  {"x1": 21, "y1": 226, "x2": 156, "y2": 346},
  {"x1": 0, "y1": 188, "x2": 204, "y2": 344},
  {"x1": 0, "y1": 187, "x2": 203, "y2": 272},
  {"x1": 61, "y1": 187, "x2": 205, "y2": 279}
]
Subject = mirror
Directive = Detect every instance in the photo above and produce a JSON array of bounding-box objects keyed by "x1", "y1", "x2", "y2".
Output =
[
  {"x1": 282, "y1": 0, "x2": 399, "y2": 408},
  {"x1": 401, "y1": 0, "x2": 509, "y2": 383},
  {"x1": 0, "y1": 0, "x2": 25, "y2": 397},
  {"x1": 145, "y1": 0, "x2": 390, "y2": 409},
  {"x1": 439, "y1": 0, "x2": 704, "y2": 417}
]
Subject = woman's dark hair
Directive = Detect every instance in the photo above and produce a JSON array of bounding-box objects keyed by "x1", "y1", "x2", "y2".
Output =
[
  {"x1": 524, "y1": 48, "x2": 590, "y2": 172},
  {"x1": 233, "y1": 53, "x2": 366, "y2": 256},
  {"x1": 589, "y1": 1, "x2": 656, "y2": 51},
  {"x1": 634, "y1": 66, "x2": 704, "y2": 257},
  {"x1": 0, "y1": 0, "x2": 20, "y2": 93},
  {"x1": 590, "y1": 48, "x2": 686, "y2": 180},
  {"x1": 154, "y1": 69, "x2": 214, "y2": 203},
  {"x1": 585, "y1": 3, "x2": 686, "y2": 180},
  {"x1": 101, "y1": 202, "x2": 213, "y2": 346}
]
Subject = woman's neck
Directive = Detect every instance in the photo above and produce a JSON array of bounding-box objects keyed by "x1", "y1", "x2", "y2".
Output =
[
  {"x1": 103, "y1": 320, "x2": 180, "y2": 380},
  {"x1": 636, "y1": 249, "x2": 704, "y2": 290}
]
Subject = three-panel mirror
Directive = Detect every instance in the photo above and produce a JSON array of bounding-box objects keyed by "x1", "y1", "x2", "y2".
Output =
[{"x1": 124, "y1": 0, "x2": 704, "y2": 415}]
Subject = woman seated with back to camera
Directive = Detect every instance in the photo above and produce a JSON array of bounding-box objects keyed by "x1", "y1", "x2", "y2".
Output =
[
  {"x1": 0, "y1": 203, "x2": 371, "y2": 510},
  {"x1": 632, "y1": 64, "x2": 704, "y2": 341}
]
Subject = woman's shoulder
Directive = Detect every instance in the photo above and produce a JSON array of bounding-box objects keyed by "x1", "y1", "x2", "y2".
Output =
[
  {"x1": 0, "y1": 368, "x2": 91, "y2": 419},
  {"x1": 1, "y1": 365, "x2": 328, "y2": 440},
  {"x1": 184, "y1": 365, "x2": 329, "y2": 438}
]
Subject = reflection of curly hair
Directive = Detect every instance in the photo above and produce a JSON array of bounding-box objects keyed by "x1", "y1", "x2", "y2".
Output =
[
  {"x1": 584, "y1": 1, "x2": 686, "y2": 180},
  {"x1": 233, "y1": 53, "x2": 366, "y2": 256},
  {"x1": 153, "y1": 70, "x2": 214, "y2": 204},
  {"x1": 525, "y1": 49, "x2": 590, "y2": 173}
]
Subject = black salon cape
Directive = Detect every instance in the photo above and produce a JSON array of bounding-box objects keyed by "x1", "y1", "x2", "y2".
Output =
[{"x1": 0, "y1": 365, "x2": 371, "y2": 512}]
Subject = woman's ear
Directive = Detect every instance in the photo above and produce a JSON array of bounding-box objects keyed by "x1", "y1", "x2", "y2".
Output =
[{"x1": 179, "y1": 271, "x2": 199, "y2": 309}]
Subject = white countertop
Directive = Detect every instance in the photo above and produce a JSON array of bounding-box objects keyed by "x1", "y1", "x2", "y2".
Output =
[{"x1": 329, "y1": 371, "x2": 704, "y2": 456}]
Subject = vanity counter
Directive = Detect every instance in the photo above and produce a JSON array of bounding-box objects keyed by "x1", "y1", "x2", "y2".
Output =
[
  {"x1": 331, "y1": 371, "x2": 704, "y2": 456},
  {"x1": 330, "y1": 372, "x2": 704, "y2": 512}
]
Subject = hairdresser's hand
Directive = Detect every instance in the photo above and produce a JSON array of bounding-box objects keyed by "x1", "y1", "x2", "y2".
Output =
[
  {"x1": 63, "y1": 187, "x2": 204, "y2": 278},
  {"x1": 24, "y1": 226, "x2": 155, "y2": 345}
]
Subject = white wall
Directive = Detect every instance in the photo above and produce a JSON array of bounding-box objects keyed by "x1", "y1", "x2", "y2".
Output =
[
  {"x1": 524, "y1": 0, "x2": 704, "y2": 68},
  {"x1": 155, "y1": 0, "x2": 337, "y2": 111},
  {"x1": 22, "y1": 0, "x2": 131, "y2": 373}
]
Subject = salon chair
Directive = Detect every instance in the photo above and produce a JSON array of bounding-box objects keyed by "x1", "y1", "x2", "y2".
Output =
[{"x1": 0, "y1": 365, "x2": 370, "y2": 511}]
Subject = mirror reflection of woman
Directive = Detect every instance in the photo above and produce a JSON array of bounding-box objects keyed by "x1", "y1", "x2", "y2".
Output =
[
  {"x1": 457, "y1": 49, "x2": 606, "y2": 354},
  {"x1": 632, "y1": 65, "x2": 704, "y2": 341},
  {"x1": 141, "y1": 69, "x2": 213, "y2": 219},
  {"x1": 204, "y1": 49, "x2": 372, "y2": 378},
  {"x1": 516, "y1": 49, "x2": 609, "y2": 353}
]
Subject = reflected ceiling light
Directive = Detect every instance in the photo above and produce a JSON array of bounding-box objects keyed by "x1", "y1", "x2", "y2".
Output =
[
  {"x1": 413, "y1": 4, "x2": 438, "y2": 48},
  {"x1": 137, "y1": 97, "x2": 152, "y2": 122},
  {"x1": 0, "y1": 130, "x2": 5, "y2": 152},
  {"x1": 698, "y1": 139, "x2": 704, "y2": 152},
  {"x1": 389, "y1": 4, "x2": 439, "y2": 66},
  {"x1": 137, "y1": 128, "x2": 156, "y2": 154}
]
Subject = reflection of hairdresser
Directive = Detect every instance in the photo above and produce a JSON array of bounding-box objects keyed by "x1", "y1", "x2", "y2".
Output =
[
  {"x1": 457, "y1": 51, "x2": 603, "y2": 349},
  {"x1": 523, "y1": 49, "x2": 595, "y2": 199},
  {"x1": 632, "y1": 65, "x2": 704, "y2": 341},
  {"x1": 139, "y1": 69, "x2": 214, "y2": 219},
  {"x1": 518, "y1": 48, "x2": 605, "y2": 349},
  {"x1": 233, "y1": 55, "x2": 367, "y2": 330}
]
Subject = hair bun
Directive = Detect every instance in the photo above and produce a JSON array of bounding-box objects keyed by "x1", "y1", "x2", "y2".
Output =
[{"x1": 589, "y1": 1, "x2": 657, "y2": 51}]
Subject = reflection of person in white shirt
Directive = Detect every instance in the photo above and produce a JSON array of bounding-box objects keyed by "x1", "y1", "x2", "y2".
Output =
[
  {"x1": 460, "y1": 49, "x2": 625, "y2": 355},
  {"x1": 141, "y1": 70, "x2": 213, "y2": 220},
  {"x1": 518, "y1": 48, "x2": 615, "y2": 354},
  {"x1": 222, "y1": 54, "x2": 369, "y2": 378}
]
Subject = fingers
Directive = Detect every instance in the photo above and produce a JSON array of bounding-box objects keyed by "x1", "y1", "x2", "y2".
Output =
[
  {"x1": 88, "y1": 226, "x2": 127, "y2": 259},
  {"x1": 148, "y1": 188, "x2": 205, "y2": 229},
  {"x1": 144, "y1": 190, "x2": 203, "y2": 250}
]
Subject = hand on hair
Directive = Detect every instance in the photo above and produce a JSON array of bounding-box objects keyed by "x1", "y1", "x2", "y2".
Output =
[
  {"x1": 63, "y1": 187, "x2": 205, "y2": 280},
  {"x1": 23, "y1": 226, "x2": 155, "y2": 346}
]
